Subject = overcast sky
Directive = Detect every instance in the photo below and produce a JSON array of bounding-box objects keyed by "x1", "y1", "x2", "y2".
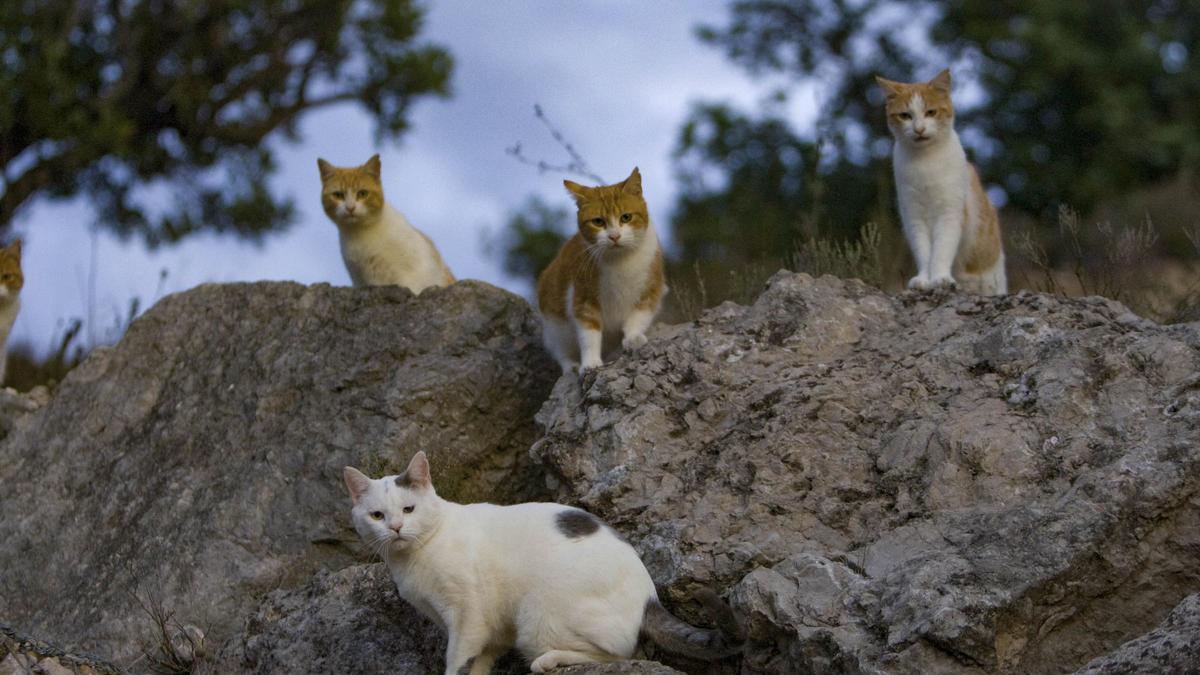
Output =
[{"x1": 12, "y1": 1, "x2": 818, "y2": 355}]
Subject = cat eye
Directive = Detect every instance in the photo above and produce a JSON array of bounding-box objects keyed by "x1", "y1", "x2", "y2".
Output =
[
  {"x1": 403, "y1": 505, "x2": 415, "y2": 513},
  {"x1": 369, "y1": 511, "x2": 384, "y2": 520},
  {"x1": 357, "y1": 190, "x2": 369, "y2": 199},
  {"x1": 925, "y1": 109, "x2": 937, "y2": 118},
  {"x1": 619, "y1": 213, "x2": 633, "y2": 223},
  {"x1": 333, "y1": 190, "x2": 346, "y2": 199},
  {"x1": 898, "y1": 112, "x2": 912, "y2": 120},
  {"x1": 589, "y1": 218, "x2": 605, "y2": 228}
]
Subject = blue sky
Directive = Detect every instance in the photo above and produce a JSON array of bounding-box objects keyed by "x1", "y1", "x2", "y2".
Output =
[{"x1": 12, "y1": 1, "x2": 819, "y2": 355}]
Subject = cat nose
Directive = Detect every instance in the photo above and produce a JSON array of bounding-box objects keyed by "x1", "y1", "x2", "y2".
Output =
[
  {"x1": 390, "y1": 522, "x2": 403, "y2": 533},
  {"x1": 346, "y1": 203, "x2": 357, "y2": 214},
  {"x1": 608, "y1": 232, "x2": 621, "y2": 243}
]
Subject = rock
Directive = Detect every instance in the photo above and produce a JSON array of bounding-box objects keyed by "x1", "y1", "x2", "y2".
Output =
[
  {"x1": 533, "y1": 272, "x2": 1200, "y2": 674},
  {"x1": 0, "y1": 623, "x2": 120, "y2": 675},
  {"x1": 1071, "y1": 592, "x2": 1200, "y2": 674},
  {"x1": 205, "y1": 564, "x2": 444, "y2": 674},
  {"x1": 0, "y1": 281, "x2": 557, "y2": 664}
]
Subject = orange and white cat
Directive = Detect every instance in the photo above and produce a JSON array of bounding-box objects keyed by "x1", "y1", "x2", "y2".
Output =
[
  {"x1": 537, "y1": 168, "x2": 665, "y2": 373},
  {"x1": 318, "y1": 154, "x2": 455, "y2": 292},
  {"x1": 876, "y1": 69, "x2": 1006, "y2": 295},
  {"x1": 0, "y1": 240, "x2": 22, "y2": 385}
]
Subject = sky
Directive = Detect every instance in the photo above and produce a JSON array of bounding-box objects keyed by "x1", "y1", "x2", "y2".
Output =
[{"x1": 12, "y1": 1, "x2": 818, "y2": 356}]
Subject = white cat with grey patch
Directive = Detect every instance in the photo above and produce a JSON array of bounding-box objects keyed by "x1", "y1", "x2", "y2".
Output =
[{"x1": 343, "y1": 452, "x2": 740, "y2": 674}]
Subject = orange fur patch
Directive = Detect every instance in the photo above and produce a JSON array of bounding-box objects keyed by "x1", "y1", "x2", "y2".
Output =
[
  {"x1": 0, "y1": 240, "x2": 23, "y2": 296},
  {"x1": 961, "y1": 165, "x2": 1003, "y2": 274}
]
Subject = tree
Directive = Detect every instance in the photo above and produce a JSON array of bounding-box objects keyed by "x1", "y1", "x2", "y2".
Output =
[
  {"x1": 676, "y1": 0, "x2": 1200, "y2": 260},
  {"x1": 488, "y1": 195, "x2": 571, "y2": 283},
  {"x1": 0, "y1": 0, "x2": 452, "y2": 244}
]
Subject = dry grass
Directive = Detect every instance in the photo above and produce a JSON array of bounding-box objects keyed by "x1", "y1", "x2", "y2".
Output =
[{"x1": 1011, "y1": 206, "x2": 1200, "y2": 323}]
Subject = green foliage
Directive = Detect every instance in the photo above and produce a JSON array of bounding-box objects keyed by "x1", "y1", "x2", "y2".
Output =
[
  {"x1": 695, "y1": 0, "x2": 1200, "y2": 221},
  {"x1": 0, "y1": 0, "x2": 452, "y2": 244},
  {"x1": 489, "y1": 195, "x2": 571, "y2": 282}
]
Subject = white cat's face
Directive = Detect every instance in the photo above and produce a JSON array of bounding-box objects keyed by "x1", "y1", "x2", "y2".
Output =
[{"x1": 344, "y1": 452, "x2": 442, "y2": 556}]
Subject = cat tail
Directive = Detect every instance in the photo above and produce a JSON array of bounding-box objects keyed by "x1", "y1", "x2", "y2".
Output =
[{"x1": 640, "y1": 588, "x2": 743, "y2": 660}]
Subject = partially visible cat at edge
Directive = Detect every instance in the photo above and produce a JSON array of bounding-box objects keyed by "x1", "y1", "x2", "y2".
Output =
[
  {"x1": 317, "y1": 154, "x2": 455, "y2": 291},
  {"x1": 344, "y1": 452, "x2": 742, "y2": 675},
  {"x1": 0, "y1": 240, "x2": 22, "y2": 385},
  {"x1": 876, "y1": 69, "x2": 1007, "y2": 295},
  {"x1": 537, "y1": 167, "x2": 666, "y2": 374}
]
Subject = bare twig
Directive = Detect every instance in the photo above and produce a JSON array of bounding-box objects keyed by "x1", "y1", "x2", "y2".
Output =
[{"x1": 506, "y1": 104, "x2": 605, "y2": 184}]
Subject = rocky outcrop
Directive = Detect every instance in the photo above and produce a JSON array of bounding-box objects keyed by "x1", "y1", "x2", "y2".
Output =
[
  {"x1": 1072, "y1": 592, "x2": 1200, "y2": 674},
  {"x1": 533, "y1": 272, "x2": 1200, "y2": 674},
  {"x1": 0, "y1": 281, "x2": 557, "y2": 665},
  {"x1": 2, "y1": 272, "x2": 1198, "y2": 674}
]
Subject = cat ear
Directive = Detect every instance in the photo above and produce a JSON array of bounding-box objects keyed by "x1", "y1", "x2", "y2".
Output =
[
  {"x1": 343, "y1": 466, "x2": 372, "y2": 504},
  {"x1": 620, "y1": 167, "x2": 642, "y2": 196},
  {"x1": 364, "y1": 154, "x2": 382, "y2": 178},
  {"x1": 8, "y1": 239, "x2": 21, "y2": 257},
  {"x1": 875, "y1": 76, "x2": 904, "y2": 99},
  {"x1": 317, "y1": 158, "x2": 335, "y2": 181},
  {"x1": 929, "y1": 69, "x2": 951, "y2": 92},
  {"x1": 563, "y1": 180, "x2": 590, "y2": 205},
  {"x1": 404, "y1": 451, "x2": 432, "y2": 489}
]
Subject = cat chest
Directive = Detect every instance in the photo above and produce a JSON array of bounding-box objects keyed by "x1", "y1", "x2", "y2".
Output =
[
  {"x1": 896, "y1": 166, "x2": 966, "y2": 216},
  {"x1": 598, "y1": 259, "x2": 651, "y2": 328}
]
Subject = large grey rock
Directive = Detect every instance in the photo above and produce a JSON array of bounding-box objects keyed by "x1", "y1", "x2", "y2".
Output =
[
  {"x1": 1072, "y1": 592, "x2": 1200, "y2": 674},
  {"x1": 206, "y1": 564, "x2": 444, "y2": 674},
  {"x1": 0, "y1": 281, "x2": 557, "y2": 665},
  {"x1": 532, "y1": 272, "x2": 1200, "y2": 674}
]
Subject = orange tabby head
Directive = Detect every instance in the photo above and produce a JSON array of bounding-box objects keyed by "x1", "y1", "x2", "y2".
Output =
[
  {"x1": 0, "y1": 239, "x2": 23, "y2": 301},
  {"x1": 563, "y1": 168, "x2": 650, "y2": 254},
  {"x1": 317, "y1": 155, "x2": 386, "y2": 228},
  {"x1": 876, "y1": 69, "x2": 955, "y2": 147}
]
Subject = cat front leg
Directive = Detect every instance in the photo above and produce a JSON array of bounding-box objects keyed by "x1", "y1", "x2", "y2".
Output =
[
  {"x1": 572, "y1": 296, "x2": 604, "y2": 372},
  {"x1": 903, "y1": 219, "x2": 934, "y2": 290},
  {"x1": 929, "y1": 215, "x2": 963, "y2": 288},
  {"x1": 620, "y1": 308, "x2": 655, "y2": 352},
  {"x1": 444, "y1": 622, "x2": 492, "y2": 675}
]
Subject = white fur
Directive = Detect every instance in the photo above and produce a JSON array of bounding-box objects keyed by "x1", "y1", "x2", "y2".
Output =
[
  {"x1": 346, "y1": 459, "x2": 657, "y2": 675},
  {"x1": 545, "y1": 220, "x2": 663, "y2": 374},
  {"x1": 338, "y1": 203, "x2": 451, "y2": 292},
  {"x1": 889, "y1": 93, "x2": 1006, "y2": 294}
]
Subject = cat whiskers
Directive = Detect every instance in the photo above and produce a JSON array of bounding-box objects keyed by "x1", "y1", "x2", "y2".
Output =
[
  {"x1": 582, "y1": 240, "x2": 607, "y2": 276},
  {"x1": 367, "y1": 533, "x2": 393, "y2": 559}
]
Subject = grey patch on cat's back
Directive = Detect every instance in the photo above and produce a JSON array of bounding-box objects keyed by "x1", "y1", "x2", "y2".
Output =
[
  {"x1": 556, "y1": 509, "x2": 600, "y2": 538},
  {"x1": 456, "y1": 657, "x2": 474, "y2": 675}
]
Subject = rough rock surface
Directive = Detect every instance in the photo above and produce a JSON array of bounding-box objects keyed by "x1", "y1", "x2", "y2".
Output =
[
  {"x1": 3, "y1": 271, "x2": 1198, "y2": 674},
  {"x1": 0, "y1": 281, "x2": 557, "y2": 665},
  {"x1": 206, "y1": 564, "x2": 444, "y2": 674},
  {"x1": 533, "y1": 272, "x2": 1200, "y2": 674},
  {"x1": 0, "y1": 623, "x2": 120, "y2": 675},
  {"x1": 1072, "y1": 591, "x2": 1200, "y2": 674}
]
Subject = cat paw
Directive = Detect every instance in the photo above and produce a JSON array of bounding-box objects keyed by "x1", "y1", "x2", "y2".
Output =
[
  {"x1": 907, "y1": 275, "x2": 931, "y2": 290},
  {"x1": 931, "y1": 275, "x2": 957, "y2": 289},
  {"x1": 622, "y1": 333, "x2": 648, "y2": 351},
  {"x1": 579, "y1": 356, "x2": 603, "y2": 373}
]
